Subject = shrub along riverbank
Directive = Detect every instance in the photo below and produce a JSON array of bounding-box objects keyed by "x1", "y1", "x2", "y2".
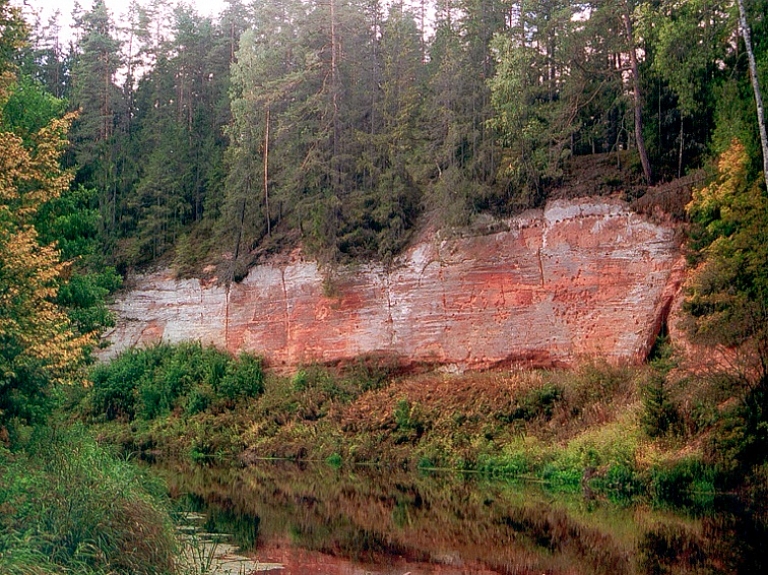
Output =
[{"x1": 79, "y1": 341, "x2": 768, "y2": 508}]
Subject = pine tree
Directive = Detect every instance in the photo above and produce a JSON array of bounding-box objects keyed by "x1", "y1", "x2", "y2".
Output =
[
  {"x1": 0, "y1": 0, "x2": 26, "y2": 73},
  {"x1": 69, "y1": 0, "x2": 124, "y2": 234}
]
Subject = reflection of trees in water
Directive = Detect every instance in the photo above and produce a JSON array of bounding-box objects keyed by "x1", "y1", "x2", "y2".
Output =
[
  {"x1": 639, "y1": 500, "x2": 768, "y2": 575},
  {"x1": 173, "y1": 491, "x2": 261, "y2": 551},
  {"x1": 156, "y1": 462, "x2": 766, "y2": 574}
]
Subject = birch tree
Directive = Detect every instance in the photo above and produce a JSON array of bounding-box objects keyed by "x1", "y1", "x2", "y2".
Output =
[{"x1": 737, "y1": 0, "x2": 768, "y2": 188}]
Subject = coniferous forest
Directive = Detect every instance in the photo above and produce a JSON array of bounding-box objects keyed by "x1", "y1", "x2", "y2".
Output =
[{"x1": 9, "y1": 0, "x2": 768, "y2": 276}]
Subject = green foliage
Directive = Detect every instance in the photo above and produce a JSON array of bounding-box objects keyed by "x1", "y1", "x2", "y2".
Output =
[
  {"x1": 89, "y1": 348, "x2": 152, "y2": 421},
  {"x1": 394, "y1": 398, "x2": 413, "y2": 430},
  {"x1": 644, "y1": 0, "x2": 728, "y2": 174},
  {"x1": 647, "y1": 458, "x2": 715, "y2": 508},
  {"x1": 541, "y1": 462, "x2": 583, "y2": 492},
  {"x1": 185, "y1": 384, "x2": 215, "y2": 416},
  {"x1": 684, "y1": 140, "x2": 768, "y2": 376},
  {"x1": 600, "y1": 463, "x2": 644, "y2": 501},
  {"x1": 287, "y1": 359, "x2": 394, "y2": 405},
  {"x1": 0, "y1": 425, "x2": 176, "y2": 575},
  {"x1": 291, "y1": 369, "x2": 309, "y2": 392},
  {"x1": 496, "y1": 383, "x2": 563, "y2": 424},
  {"x1": 36, "y1": 184, "x2": 122, "y2": 337},
  {"x1": 87, "y1": 343, "x2": 265, "y2": 422},
  {"x1": 218, "y1": 353, "x2": 265, "y2": 402},
  {"x1": 393, "y1": 398, "x2": 426, "y2": 442},
  {"x1": 0, "y1": 74, "x2": 65, "y2": 141},
  {"x1": 702, "y1": 380, "x2": 768, "y2": 485},
  {"x1": 476, "y1": 452, "x2": 530, "y2": 478},
  {"x1": 488, "y1": 31, "x2": 574, "y2": 199},
  {"x1": 326, "y1": 452, "x2": 342, "y2": 467},
  {"x1": 640, "y1": 373, "x2": 680, "y2": 438},
  {"x1": 1, "y1": 79, "x2": 91, "y2": 435}
]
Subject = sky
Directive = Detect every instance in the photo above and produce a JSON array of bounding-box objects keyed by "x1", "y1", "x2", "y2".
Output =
[{"x1": 16, "y1": 0, "x2": 231, "y2": 39}]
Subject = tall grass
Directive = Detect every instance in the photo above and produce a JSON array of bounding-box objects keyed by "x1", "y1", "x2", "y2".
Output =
[{"x1": 0, "y1": 425, "x2": 177, "y2": 575}]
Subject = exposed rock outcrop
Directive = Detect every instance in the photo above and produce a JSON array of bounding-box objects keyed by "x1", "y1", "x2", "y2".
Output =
[{"x1": 102, "y1": 197, "x2": 683, "y2": 370}]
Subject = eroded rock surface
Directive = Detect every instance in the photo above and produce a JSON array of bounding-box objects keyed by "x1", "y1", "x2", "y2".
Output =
[{"x1": 102, "y1": 197, "x2": 682, "y2": 370}]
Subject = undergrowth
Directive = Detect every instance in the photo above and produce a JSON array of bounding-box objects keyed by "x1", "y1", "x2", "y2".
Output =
[
  {"x1": 85, "y1": 342, "x2": 265, "y2": 422},
  {"x1": 0, "y1": 425, "x2": 177, "y2": 575}
]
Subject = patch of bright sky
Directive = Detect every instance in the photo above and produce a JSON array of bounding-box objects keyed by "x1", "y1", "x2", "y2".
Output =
[
  {"x1": 18, "y1": 1, "x2": 435, "y2": 38},
  {"x1": 16, "y1": 1, "x2": 230, "y2": 41}
]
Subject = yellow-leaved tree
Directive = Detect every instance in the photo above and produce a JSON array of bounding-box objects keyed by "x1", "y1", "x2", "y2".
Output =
[
  {"x1": 1, "y1": 72, "x2": 93, "y2": 434},
  {"x1": 684, "y1": 139, "x2": 768, "y2": 380},
  {"x1": 684, "y1": 138, "x2": 768, "y2": 478}
]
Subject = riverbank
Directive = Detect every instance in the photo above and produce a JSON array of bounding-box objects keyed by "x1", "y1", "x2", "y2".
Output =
[{"x1": 81, "y1": 342, "x2": 767, "y2": 506}]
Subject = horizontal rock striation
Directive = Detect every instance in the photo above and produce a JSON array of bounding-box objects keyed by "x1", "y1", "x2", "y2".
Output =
[{"x1": 102, "y1": 197, "x2": 682, "y2": 370}]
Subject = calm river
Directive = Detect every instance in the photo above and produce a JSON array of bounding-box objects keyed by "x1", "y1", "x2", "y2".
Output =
[{"x1": 153, "y1": 461, "x2": 767, "y2": 575}]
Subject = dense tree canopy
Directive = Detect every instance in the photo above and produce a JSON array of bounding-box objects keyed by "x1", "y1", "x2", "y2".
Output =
[
  {"x1": 19, "y1": 0, "x2": 761, "y2": 276},
  {"x1": 6, "y1": 0, "x2": 767, "y2": 278}
]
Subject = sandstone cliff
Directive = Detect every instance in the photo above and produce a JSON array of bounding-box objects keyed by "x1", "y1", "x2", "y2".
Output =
[{"x1": 102, "y1": 197, "x2": 683, "y2": 370}]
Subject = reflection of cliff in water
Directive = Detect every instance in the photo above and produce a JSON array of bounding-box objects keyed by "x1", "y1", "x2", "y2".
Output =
[{"x1": 154, "y1": 461, "x2": 768, "y2": 574}]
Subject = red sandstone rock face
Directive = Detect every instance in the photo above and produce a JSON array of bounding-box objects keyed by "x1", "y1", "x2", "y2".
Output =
[{"x1": 102, "y1": 197, "x2": 682, "y2": 370}]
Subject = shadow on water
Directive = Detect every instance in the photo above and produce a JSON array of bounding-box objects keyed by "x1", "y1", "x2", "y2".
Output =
[{"x1": 152, "y1": 461, "x2": 768, "y2": 575}]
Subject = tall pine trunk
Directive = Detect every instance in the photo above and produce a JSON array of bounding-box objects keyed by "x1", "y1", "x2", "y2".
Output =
[
  {"x1": 622, "y1": 8, "x2": 653, "y2": 185},
  {"x1": 264, "y1": 106, "x2": 270, "y2": 236}
]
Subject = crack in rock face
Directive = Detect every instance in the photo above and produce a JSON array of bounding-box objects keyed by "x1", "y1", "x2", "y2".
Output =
[{"x1": 101, "y1": 197, "x2": 681, "y2": 370}]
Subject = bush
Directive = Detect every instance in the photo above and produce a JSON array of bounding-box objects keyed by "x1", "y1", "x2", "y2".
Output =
[
  {"x1": 326, "y1": 453, "x2": 343, "y2": 467},
  {"x1": 476, "y1": 453, "x2": 530, "y2": 478},
  {"x1": 541, "y1": 462, "x2": 582, "y2": 491},
  {"x1": 600, "y1": 463, "x2": 644, "y2": 501},
  {"x1": 89, "y1": 349, "x2": 145, "y2": 420},
  {"x1": 290, "y1": 363, "x2": 360, "y2": 403},
  {"x1": 700, "y1": 378, "x2": 768, "y2": 485},
  {"x1": 87, "y1": 343, "x2": 265, "y2": 422},
  {"x1": 218, "y1": 353, "x2": 265, "y2": 401},
  {"x1": 343, "y1": 353, "x2": 399, "y2": 392},
  {"x1": 291, "y1": 369, "x2": 309, "y2": 392},
  {"x1": 393, "y1": 398, "x2": 427, "y2": 442},
  {"x1": 567, "y1": 361, "x2": 629, "y2": 406},
  {"x1": 648, "y1": 458, "x2": 715, "y2": 507},
  {"x1": 496, "y1": 383, "x2": 563, "y2": 423},
  {"x1": 186, "y1": 384, "x2": 215, "y2": 415}
]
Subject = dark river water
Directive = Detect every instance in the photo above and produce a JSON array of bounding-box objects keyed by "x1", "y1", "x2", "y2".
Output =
[{"x1": 152, "y1": 461, "x2": 768, "y2": 575}]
